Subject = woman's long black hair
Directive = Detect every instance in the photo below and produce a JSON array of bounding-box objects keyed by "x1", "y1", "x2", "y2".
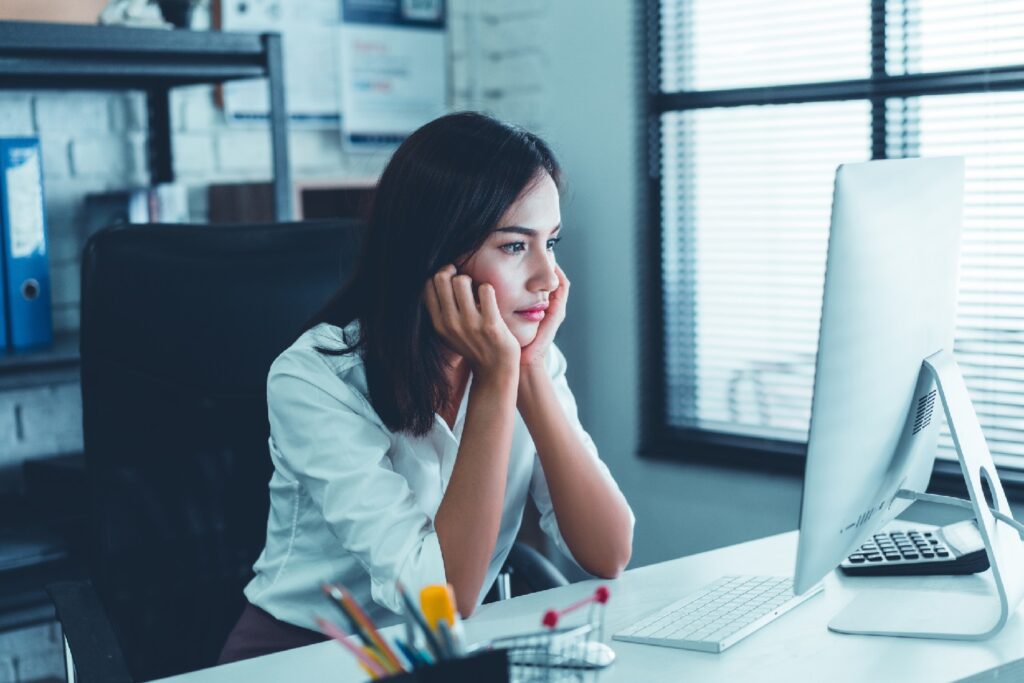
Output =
[{"x1": 305, "y1": 112, "x2": 562, "y2": 436}]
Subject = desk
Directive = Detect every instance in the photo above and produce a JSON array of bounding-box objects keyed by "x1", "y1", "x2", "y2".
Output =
[{"x1": 155, "y1": 530, "x2": 1024, "y2": 682}]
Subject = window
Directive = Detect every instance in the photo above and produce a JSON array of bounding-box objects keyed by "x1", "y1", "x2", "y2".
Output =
[{"x1": 646, "y1": 0, "x2": 1024, "y2": 471}]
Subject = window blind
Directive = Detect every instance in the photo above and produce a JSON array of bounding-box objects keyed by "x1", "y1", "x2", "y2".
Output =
[{"x1": 655, "y1": 0, "x2": 1024, "y2": 468}]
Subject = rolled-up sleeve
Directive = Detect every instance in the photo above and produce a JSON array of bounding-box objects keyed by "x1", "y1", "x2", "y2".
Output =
[
  {"x1": 267, "y1": 354, "x2": 447, "y2": 614},
  {"x1": 528, "y1": 345, "x2": 636, "y2": 570}
]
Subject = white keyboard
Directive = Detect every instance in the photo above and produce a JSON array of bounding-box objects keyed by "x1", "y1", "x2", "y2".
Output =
[{"x1": 613, "y1": 575, "x2": 823, "y2": 654}]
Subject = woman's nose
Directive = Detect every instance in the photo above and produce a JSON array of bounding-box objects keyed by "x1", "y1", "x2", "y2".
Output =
[{"x1": 530, "y1": 255, "x2": 559, "y2": 293}]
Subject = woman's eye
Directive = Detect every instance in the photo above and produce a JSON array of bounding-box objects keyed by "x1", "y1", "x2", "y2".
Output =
[
  {"x1": 546, "y1": 237, "x2": 561, "y2": 251},
  {"x1": 500, "y1": 242, "x2": 526, "y2": 254}
]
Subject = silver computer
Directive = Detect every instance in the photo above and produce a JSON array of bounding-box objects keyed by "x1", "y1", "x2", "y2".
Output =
[
  {"x1": 617, "y1": 157, "x2": 1018, "y2": 653},
  {"x1": 795, "y1": 157, "x2": 965, "y2": 594},
  {"x1": 795, "y1": 157, "x2": 1024, "y2": 640}
]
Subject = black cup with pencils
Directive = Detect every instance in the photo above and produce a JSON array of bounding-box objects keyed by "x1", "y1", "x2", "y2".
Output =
[{"x1": 318, "y1": 582, "x2": 509, "y2": 682}]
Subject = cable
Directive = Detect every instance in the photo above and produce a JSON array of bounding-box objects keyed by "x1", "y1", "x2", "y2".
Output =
[{"x1": 896, "y1": 488, "x2": 1024, "y2": 538}]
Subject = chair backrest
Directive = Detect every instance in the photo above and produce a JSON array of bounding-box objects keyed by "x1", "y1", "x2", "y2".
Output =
[{"x1": 78, "y1": 220, "x2": 362, "y2": 681}]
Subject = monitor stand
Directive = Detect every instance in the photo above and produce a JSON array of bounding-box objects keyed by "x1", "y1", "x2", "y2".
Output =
[{"x1": 828, "y1": 349, "x2": 1024, "y2": 640}]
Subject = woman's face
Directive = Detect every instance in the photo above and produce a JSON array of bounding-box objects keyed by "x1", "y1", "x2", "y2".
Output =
[{"x1": 459, "y1": 171, "x2": 562, "y2": 346}]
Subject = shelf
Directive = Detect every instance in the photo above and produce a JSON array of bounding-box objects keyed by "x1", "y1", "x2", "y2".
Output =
[
  {"x1": 0, "y1": 20, "x2": 293, "y2": 220},
  {"x1": 0, "y1": 21, "x2": 293, "y2": 391},
  {"x1": 0, "y1": 21, "x2": 268, "y2": 89},
  {"x1": 0, "y1": 331, "x2": 80, "y2": 390}
]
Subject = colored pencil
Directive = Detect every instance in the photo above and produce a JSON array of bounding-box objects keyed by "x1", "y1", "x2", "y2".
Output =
[
  {"x1": 316, "y1": 617, "x2": 388, "y2": 679},
  {"x1": 332, "y1": 584, "x2": 404, "y2": 672}
]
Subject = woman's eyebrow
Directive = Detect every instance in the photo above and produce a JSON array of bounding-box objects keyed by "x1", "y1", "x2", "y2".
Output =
[{"x1": 494, "y1": 224, "x2": 561, "y2": 237}]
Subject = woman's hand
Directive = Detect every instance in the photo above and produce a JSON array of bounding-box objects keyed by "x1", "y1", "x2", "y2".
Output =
[
  {"x1": 424, "y1": 265, "x2": 521, "y2": 379},
  {"x1": 519, "y1": 264, "x2": 570, "y2": 370}
]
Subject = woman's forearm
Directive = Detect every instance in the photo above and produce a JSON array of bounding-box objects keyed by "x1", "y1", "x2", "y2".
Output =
[
  {"x1": 434, "y1": 370, "x2": 518, "y2": 617},
  {"x1": 517, "y1": 366, "x2": 633, "y2": 577}
]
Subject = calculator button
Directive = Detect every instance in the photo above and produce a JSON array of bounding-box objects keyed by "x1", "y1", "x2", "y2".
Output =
[
  {"x1": 936, "y1": 550, "x2": 950, "y2": 557},
  {"x1": 903, "y1": 553, "x2": 920, "y2": 559},
  {"x1": 848, "y1": 556, "x2": 866, "y2": 563}
]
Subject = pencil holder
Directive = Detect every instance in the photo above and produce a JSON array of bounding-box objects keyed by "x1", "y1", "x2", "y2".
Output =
[{"x1": 382, "y1": 649, "x2": 509, "y2": 682}]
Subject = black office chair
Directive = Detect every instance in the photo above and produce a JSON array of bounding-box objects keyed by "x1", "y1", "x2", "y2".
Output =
[{"x1": 49, "y1": 220, "x2": 568, "y2": 682}]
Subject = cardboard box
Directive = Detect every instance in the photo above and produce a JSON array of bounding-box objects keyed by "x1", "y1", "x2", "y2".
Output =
[{"x1": 0, "y1": 0, "x2": 108, "y2": 25}]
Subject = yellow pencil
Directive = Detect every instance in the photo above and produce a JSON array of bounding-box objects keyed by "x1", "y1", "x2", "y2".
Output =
[{"x1": 363, "y1": 646, "x2": 392, "y2": 675}]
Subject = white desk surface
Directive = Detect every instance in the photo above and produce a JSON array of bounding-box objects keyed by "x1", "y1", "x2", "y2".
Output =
[{"x1": 155, "y1": 528, "x2": 1024, "y2": 683}]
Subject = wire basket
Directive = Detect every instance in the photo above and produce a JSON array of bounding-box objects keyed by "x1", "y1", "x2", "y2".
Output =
[{"x1": 470, "y1": 586, "x2": 614, "y2": 683}]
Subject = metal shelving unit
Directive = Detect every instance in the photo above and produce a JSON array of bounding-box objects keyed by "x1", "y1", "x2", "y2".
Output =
[{"x1": 0, "y1": 20, "x2": 293, "y2": 381}]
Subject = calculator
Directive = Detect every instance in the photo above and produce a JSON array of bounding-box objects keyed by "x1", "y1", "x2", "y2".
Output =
[{"x1": 840, "y1": 519, "x2": 989, "y2": 576}]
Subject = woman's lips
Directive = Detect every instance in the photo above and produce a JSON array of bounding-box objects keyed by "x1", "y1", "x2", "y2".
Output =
[
  {"x1": 514, "y1": 304, "x2": 548, "y2": 323},
  {"x1": 515, "y1": 309, "x2": 546, "y2": 322}
]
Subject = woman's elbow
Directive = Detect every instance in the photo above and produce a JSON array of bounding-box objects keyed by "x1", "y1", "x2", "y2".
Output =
[
  {"x1": 589, "y1": 543, "x2": 632, "y2": 579},
  {"x1": 453, "y1": 584, "x2": 480, "y2": 620}
]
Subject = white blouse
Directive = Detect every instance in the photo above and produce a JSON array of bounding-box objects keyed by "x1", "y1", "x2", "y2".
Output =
[{"x1": 244, "y1": 321, "x2": 633, "y2": 632}]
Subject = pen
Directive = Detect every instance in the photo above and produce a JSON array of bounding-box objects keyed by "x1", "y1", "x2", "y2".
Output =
[
  {"x1": 436, "y1": 620, "x2": 456, "y2": 659},
  {"x1": 393, "y1": 638, "x2": 423, "y2": 670},
  {"x1": 396, "y1": 581, "x2": 445, "y2": 661},
  {"x1": 316, "y1": 617, "x2": 388, "y2": 679}
]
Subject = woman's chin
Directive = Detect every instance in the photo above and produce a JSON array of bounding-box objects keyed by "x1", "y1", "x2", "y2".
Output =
[{"x1": 508, "y1": 319, "x2": 540, "y2": 347}]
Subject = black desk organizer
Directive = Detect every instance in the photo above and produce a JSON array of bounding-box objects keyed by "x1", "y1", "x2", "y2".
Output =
[{"x1": 383, "y1": 649, "x2": 509, "y2": 682}]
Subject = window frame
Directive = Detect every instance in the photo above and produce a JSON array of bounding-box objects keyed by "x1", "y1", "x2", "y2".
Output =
[{"x1": 640, "y1": 0, "x2": 1024, "y2": 496}]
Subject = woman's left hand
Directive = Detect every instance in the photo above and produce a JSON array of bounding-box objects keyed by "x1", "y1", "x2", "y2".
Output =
[{"x1": 519, "y1": 264, "x2": 570, "y2": 370}]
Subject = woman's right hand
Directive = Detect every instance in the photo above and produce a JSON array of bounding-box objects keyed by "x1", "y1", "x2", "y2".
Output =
[{"x1": 424, "y1": 265, "x2": 521, "y2": 379}]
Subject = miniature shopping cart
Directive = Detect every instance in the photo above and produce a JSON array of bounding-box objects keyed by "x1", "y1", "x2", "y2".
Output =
[{"x1": 469, "y1": 586, "x2": 615, "y2": 683}]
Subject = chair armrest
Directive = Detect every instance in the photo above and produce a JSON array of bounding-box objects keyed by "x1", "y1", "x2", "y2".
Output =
[
  {"x1": 505, "y1": 542, "x2": 569, "y2": 594},
  {"x1": 46, "y1": 580, "x2": 132, "y2": 683}
]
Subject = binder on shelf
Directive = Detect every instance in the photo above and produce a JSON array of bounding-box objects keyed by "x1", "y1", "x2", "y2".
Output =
[
  {"x1": 0, "y1": 212, "x2": 7, "y2": 354},
  {"x1": 0, "y1": 137, "x2": 53, "y2": 351}
]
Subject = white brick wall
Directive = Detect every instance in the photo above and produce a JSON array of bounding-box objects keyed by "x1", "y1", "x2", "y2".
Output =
[
  {"x1": 0, "y1": 95, "x2": 33, "y2": 135},
  {"x1": 0, "y1": 623, "x2": 63, "y2": 683}
]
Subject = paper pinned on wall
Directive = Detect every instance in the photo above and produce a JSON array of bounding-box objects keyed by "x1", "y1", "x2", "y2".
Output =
[
  {"x1": 338, "y1": 0, "x2": 448, "y2": 149},
  {"x1": 220, "y1": 0, "x2": 342, "y2": 127}
]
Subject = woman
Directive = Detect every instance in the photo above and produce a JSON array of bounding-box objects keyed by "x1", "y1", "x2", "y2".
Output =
[{"x1": 219, "y1": 112, "x2": 634, "y2": 663}]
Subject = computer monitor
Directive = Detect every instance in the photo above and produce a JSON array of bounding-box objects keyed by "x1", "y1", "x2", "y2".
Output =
[
  {"x1": 789, "y1": 157, "x2": 1024, "y2": 639},
  {"x1": 794, "y1": 157, "x2": 965, "y2": 594}
]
